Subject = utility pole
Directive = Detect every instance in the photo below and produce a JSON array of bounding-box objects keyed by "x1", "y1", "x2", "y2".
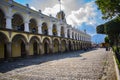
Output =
[{"x1": 58, "y1": 0, "x2": 61, "y2": 11}]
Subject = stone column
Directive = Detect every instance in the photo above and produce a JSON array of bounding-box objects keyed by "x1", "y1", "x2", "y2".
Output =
[
  {"x1": 6, "y1": 42, "x2": 12, "y2": 60},
  {"x1": 6, "y1": 16, "x2": 12, "y2": 29},
  {"x1": 70, "y1": 29, "x2": 72, "y2": 38},
  {"x1": 56, "y1": 22, "x2": 61, "y2": 37},
  {"x1": 24, "y1": 21, "x2": 29, "y2": 32},
  {"x1": 48, "y1": 22, "x2": 53, "y2": 36},
  {"x1": 64, "y1": 28, "x2": 67, "y2": 38},
  {"x1": 38, "y1": 22, "x2": 42, "y2": 34}
]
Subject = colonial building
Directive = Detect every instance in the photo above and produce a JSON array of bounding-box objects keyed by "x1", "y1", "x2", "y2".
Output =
[{"x1": 0, "y1": 0, "x2": 91, "y2": 61}]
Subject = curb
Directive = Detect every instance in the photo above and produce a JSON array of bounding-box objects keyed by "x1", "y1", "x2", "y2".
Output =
[{"x1": 113, "y1": 55, "x2": 120, "y2": 80}]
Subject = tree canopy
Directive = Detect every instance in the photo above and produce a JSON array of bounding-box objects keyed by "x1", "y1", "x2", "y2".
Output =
[
  {"x1": 105, "y1": 18, "x2": 120, "y2": 34},
  {"x1": 96, "y1": 17, "x2": 120, "y2": 34},
  {"x1": 95, "y1": 0, "x2": 120, "y2": 19}
]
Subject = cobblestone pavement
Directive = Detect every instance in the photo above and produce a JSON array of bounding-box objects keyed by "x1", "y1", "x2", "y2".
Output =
[{"x1": 0, "y1": 48, "x2": 116, "y2": 80}]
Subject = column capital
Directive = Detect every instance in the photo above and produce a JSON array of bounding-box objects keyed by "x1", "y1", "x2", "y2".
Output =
[
  {"x1": 5, "y1": 15, "x2": 12, "y2": 19},
  {"x1": 24, "y1": 20, "x2": 29, "y2": 24}
]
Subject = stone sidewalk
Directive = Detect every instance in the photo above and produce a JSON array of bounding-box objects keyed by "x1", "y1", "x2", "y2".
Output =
[{"x1": 0, "y1": 48, "x2": 117, "y2": 80}]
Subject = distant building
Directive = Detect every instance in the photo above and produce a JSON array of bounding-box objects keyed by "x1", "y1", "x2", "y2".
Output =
[{"x1": 0, "y1": 0, "x2": 91, "y2": 61}]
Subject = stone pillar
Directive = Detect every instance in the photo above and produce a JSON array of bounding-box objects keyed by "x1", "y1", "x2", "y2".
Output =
[
  {"x1": 48, "y1": 22, "x2": 53, "y2": 36},
  {"x1": 57, "y1": 22, "x2": 62, "y2": 37},
  {"x1": 57, "y1": 25, "x2": 60, "y2": 37},
  {"x1": 38, "y1": 22, "x2": 42, "y2": 34},
  {"x1": 64, "y1": 28, "x2": 67, "y2": 38},
  {"x1": 70, "y1": 29, "x2": 72, "y2": 38},
  {"x1": 6, "y1": 16, "x2": 12, "y2": 29},
  {"x1": 6, "y1": 42, "x2": 12, "y2": 60},
  {"x1": 24, "y1": 21, "x2": 29, "y2": 32}
]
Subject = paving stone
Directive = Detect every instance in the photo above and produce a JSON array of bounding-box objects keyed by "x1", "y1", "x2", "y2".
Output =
[{"x1": 0, "y1": 48, "x2": 116, "y2": 80}]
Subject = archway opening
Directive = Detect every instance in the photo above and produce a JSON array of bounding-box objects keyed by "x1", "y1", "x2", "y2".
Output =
[
  {"x1": 29, "y1": 37, "x2": 39, "y2": 56},
  {"x1": 0, "y1": 33, "x2": 8, "y2": 60},
  {"x1": 69, "y1": 41, "x2": 72, "y2": 51},
  {"x1": 42, "y1": 22, "x2": 48, "y2": 35},
  {"x1": 43, "y1": 38, "x2": 50, "y2": 54},
  {"x1": 53, "y1": 39, "x2": 59, "y2": 53},
  {"x1": 0, "y1": 9, "x2": 6, "y2": 28},
  {"x1": 21, "y1": 41, "x2": 26, "y2": 57},
  {"x1": 52, "y1": 24, "x2": 57, "y2": 36},
  {"x1": 33, "y1": 42, "x2": 38, "y2": 55},
  {"x1": 12, "y1": 35, "x2": 27, "y2": 58},
  {"x1": 12, "y1": 14, "x2": 24, "y2": 31},
  {"x1": 61, "y1": 26, "x2": 64, "y2": 37},
  {"x1": 29, "y1": 19, "x2": 38, "y2": 33},
  {"x1": 73, "y1": 41, "x2": 75, "y2": 50}
]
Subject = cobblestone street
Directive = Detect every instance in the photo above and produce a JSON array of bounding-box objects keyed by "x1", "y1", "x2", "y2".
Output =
[{"x1": 0, "y1": 48, "x2": 116, "y2": 80}]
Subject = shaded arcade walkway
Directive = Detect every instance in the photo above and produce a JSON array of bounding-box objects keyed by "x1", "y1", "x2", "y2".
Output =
[{"x1": 0, "y1": 48, "x2": 117, "y2": 80}]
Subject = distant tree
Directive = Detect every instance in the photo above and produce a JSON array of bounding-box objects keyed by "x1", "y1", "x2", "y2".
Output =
[{"x1": 104, "y1": 36, "x2": 109, "y2": 43}]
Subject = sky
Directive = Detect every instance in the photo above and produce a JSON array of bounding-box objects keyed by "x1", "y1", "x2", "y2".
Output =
[{"x1": 14, "y1": 0, "x2": 106, "y2": 43}]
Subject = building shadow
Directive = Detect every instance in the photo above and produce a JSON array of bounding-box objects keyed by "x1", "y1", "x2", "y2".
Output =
[{"x1": 0, "y1": 49, "x2": 94, "y2": 73}]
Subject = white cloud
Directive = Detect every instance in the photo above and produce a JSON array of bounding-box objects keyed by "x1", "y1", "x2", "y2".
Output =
[
  {"x1": 28, "y1": 0, "x2": 98, "y2": 28},
  {"x1": 42, "y1": 4, "x2": 65, "y2": 17},
  {"x1": 66, "y1": 2, "x2": 97, "y2": 27}
]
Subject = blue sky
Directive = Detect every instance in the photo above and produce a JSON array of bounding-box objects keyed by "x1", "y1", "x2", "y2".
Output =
[{"x1": 14, "y1": 0, "x2": 106, "y2": 43}]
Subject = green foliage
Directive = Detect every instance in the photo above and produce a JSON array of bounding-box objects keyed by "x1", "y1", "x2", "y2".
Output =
[
  {"x1": 115, "y1": 56, "x2": 120, "y2": 69},
  {"x1": 95, "y1": 0, "x2": 120, "y2": 19},
  {"x1": 112, "y1": 46, "x2": 117, "y2": 52},
  {"x1": 104, "y1": 18, "x2": 120, "y2": 34}
]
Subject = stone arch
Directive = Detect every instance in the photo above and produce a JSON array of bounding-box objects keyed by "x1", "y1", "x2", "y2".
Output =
[
  {"x1": 29, "y1": 18, "x2": 38, "y2": 33},
  {"x1": 29, "y1": 36, "x2": 40, "y2": 55},
  {"x1": 53, "y1": 38, "x2": 60, "y2": 44},
  {"x1": 61, "y1": 26, "x2": 65, "y2": 37},
  {"x1": 12, "y1": 13, "x2": 24, "y2": 31},
  {"x1": 0, "y1": 32, "x2": 9, "y2": 60},
  {"x1": 42, "y1": 22, "x2": 48, "y2": 35},
  {"x1": 53, "y1": 39, "x2": 59, "y2": 53},
  {"x1": 0, "y1": 8, "x2": 6, "y2": 28},
  {"x1": 52, "y1": 24, "x2": 57, "y2": 36},
  {"x1": 12, "y1": 34, "x2": 27, "y2": 58},
  {"x1": 42, "y1": 38, "x2": 50, "y2": 54}
]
